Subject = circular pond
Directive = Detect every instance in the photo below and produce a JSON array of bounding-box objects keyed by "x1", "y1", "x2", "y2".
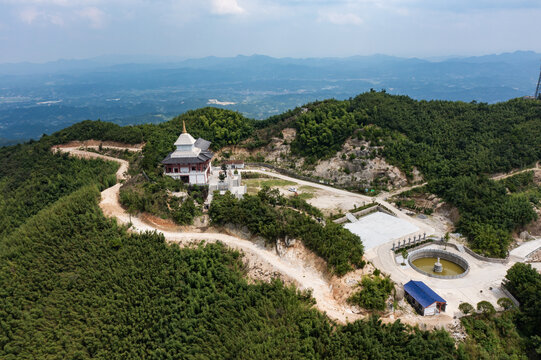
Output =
[
  {"x1": 411, "y1": 257, "x2": 465, "y2": 276},
  {"x1": 408, "y1": 249, "x2": 469, "y2": 279}
]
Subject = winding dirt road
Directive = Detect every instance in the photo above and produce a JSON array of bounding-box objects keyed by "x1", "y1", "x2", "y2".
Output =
[
  {"x1": 490, "y1": 162, "x2": 540, "y2": 181},
  {"x1": 54, "y1": 145, "x2": 362, "y2": 323}
]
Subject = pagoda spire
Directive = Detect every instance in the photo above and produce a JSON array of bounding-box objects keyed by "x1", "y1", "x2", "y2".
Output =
[{"x1": 182, "y1": 120, "x2": 187, "y2": 134}]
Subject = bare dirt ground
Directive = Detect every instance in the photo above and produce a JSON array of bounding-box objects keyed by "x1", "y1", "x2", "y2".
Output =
[
  {"x1": 421, "y1": 210, "x2": 455, "y2": 236},
  {"x1": 376, "y1": 182, "x2": 428, "y2": 201},
  {"x1": 306, "y1": 189, "x2": 374, "y2": 216},
  {"x1": 242, "y1": 169, "x2": 435, "y2": 237},
  {"x1": 139, "y1": 213, "x2": 184, "y2": 231},
  {"x1": 524, "y1": 210, "x2": 541, "y2": 237},
  {"x1": 218, "y1": 130, "x2": 423, "y2": 192}
]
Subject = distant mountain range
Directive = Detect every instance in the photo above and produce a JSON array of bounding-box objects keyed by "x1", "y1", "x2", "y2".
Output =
[{"x1": 1, "y1": 51, "x2": 540, "y2": 144}]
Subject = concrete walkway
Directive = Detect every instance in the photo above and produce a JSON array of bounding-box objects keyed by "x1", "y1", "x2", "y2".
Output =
[
  {"x1": 510, "y1": 238, "x2": 541, "y2": 260},
  {"x1": 367, "y1": 236, "x2": 541, "y2": 316}
]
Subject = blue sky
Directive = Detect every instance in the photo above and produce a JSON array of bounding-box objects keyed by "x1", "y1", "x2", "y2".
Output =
[{"x1": 1, "y1": 0, "x2": 540, "y2": 63}]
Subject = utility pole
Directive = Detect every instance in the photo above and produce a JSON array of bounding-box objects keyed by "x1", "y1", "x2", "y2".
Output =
[{"x1": 535, "y1": 62, "x2": 541, "y2": 99}]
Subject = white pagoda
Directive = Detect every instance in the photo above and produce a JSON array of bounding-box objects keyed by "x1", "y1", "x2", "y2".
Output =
[{"x1": 161, "y1": 121, "x2": 213, "y2": 185}]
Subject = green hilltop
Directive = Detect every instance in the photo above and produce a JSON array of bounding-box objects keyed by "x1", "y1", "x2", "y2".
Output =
[{"x1": 1, "y1": 91, "x2": 541, "y2": 359}]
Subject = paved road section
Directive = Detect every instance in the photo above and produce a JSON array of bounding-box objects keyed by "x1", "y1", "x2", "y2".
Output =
[{"x1": 510, "y1": 238, "x2": 541, "y2": 260}]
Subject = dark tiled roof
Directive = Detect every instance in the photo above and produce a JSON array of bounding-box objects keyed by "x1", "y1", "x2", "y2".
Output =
[
  {"x1": 161, "y1": 150, "x2": 213, "y2": 164},
  {"x1": 194, "y1": 138, "x2": 211, "y2": 151},
  {"x1": 404, "y1": 280, "x2": 446, "y2": 308}
]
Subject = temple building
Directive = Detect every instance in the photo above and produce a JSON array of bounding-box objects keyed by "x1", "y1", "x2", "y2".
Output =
[{"x1": 161, "y1": 121, "x2": 213, "y2": 185}]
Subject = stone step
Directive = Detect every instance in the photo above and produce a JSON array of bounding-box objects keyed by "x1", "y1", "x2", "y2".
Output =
[{"x1": 345, "y1": 212, "x2": 357, "y2": 223}]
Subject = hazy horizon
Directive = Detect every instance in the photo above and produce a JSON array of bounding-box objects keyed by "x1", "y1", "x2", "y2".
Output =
[
  {"x1": 2, "y1": 0, "x2": 541, "y2": 63},
  {"x1": 1, "y1": 50, "x2": 540, "y2": 66}
]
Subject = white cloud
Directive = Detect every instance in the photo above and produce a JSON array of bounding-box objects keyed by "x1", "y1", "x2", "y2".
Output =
[
  {"x1": 77, "y1": 7, "x2": 106, "y2": 28},
  {"x1": 210, "y1": 0, "x2": 245, "y2": 15},
  {"x1": 4, "y1": 0, "x2": 99, "y2": 6},
  {"x1": 320, "y1": 11, "x2": 363, "y2": 25},
  {"x1": 16, "y1": 4, "x2": 106, "y2": 28},
  {"x1": 19, "y1": 7, "x2": 64, "y2": 25},
  {"x1": 19, "y1": 8, "x2": 40, "y2": 24}
]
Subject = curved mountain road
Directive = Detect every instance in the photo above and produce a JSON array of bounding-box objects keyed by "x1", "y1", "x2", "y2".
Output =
[
  {"x1": 490, "y1": 162, "x2": 540, "y2": 181},
  {"x1": 54, "y1": 145, "x2": 361, "y2": 323}
]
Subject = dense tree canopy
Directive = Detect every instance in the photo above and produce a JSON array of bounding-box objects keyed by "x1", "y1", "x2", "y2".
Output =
[
  {"x1": 0, "y1": 138, "x2": 118, "y2": 238},
  {"x1": 291, "y1": 99, "x2": 358, "y2": 160},
  {"x1": 504, "y1": 263, "x2": 541, "y2": 339},
  {"x1": 45, "y1": 93, "x2": 541, "y2": 257},
  {"x1": 50, "y1": 107, "x2": 255, "y2": 178},
  {"x1": 209, "y1": 188, "x2": 364, "y2": 276},
  {"x1": 459, "y1": 263, "x2": 541, "y2": 359},
  {"x1": 348, "y1": 275, "x2": 394, "y2": 311},
  {"x1": 173, "y1": 107, "x2": 254, "y2": 149},
  {"x1": 428, "y1": 175, "x2": 537, "y2": 257}
]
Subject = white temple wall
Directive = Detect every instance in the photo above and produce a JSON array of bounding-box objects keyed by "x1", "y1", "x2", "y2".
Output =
[{"x1": 196, "y1": 175, "x2": 206, "y2": 184}]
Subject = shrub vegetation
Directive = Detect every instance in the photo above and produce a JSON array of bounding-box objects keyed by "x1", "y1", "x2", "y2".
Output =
[
  {"x1": 209, "y1": 187, "x2": 363, "y2": 275},
  {"x1": 348, "y1": 275, "x2": 394, "y2": 311}
]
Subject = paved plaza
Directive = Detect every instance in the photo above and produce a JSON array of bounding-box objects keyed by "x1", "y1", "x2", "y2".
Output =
[{"x1": 344, "y1": 212, "x2": 420, "y2": 250}]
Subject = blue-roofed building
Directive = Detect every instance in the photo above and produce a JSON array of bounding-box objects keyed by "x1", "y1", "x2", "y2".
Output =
[{"x1": 404, "y1": 280, "x2": 447, "y2": 316}]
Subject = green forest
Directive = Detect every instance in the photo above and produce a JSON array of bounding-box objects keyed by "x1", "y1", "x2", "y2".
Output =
[
  {"x1": 119, "y1": 176, "x2": 206, "y2": 226},
  {"x1": 458, "y1": 263, "x2": 541, "y2": 359},
  {"x1": 1, "y1": 92, "x2": 541, "y2": 358},
  {"x1": 0, "y1": 136, "x2": 118, "y2": 238}
]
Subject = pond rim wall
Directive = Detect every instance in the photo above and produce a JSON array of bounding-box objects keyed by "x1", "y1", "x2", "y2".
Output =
[{"x1": 408, "y1": 249, "x2": 470, "y2": 279}]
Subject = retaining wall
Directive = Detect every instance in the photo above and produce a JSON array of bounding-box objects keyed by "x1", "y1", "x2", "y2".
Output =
[
  {"x1": 463, "y1": 246, "x2": 509, "y2": 264},
  {"x1": 500, "y1": 285, "x2": 521, "y2": 307},
  {"x1": 333, "y1": 204, "x2": 380, "y2": 224},
  {"x1": 334, "y1": 216, "x2": 349, "y2": 224},
  {"x1": 408, "y1": 249, "x2": 470, "y2": 279},
  {"x1": 375, "y1": 205, "x2": 396, "y2": 217},
  {"x1": 396, "y1": 239, "x2": 509, "y2": 264}
]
